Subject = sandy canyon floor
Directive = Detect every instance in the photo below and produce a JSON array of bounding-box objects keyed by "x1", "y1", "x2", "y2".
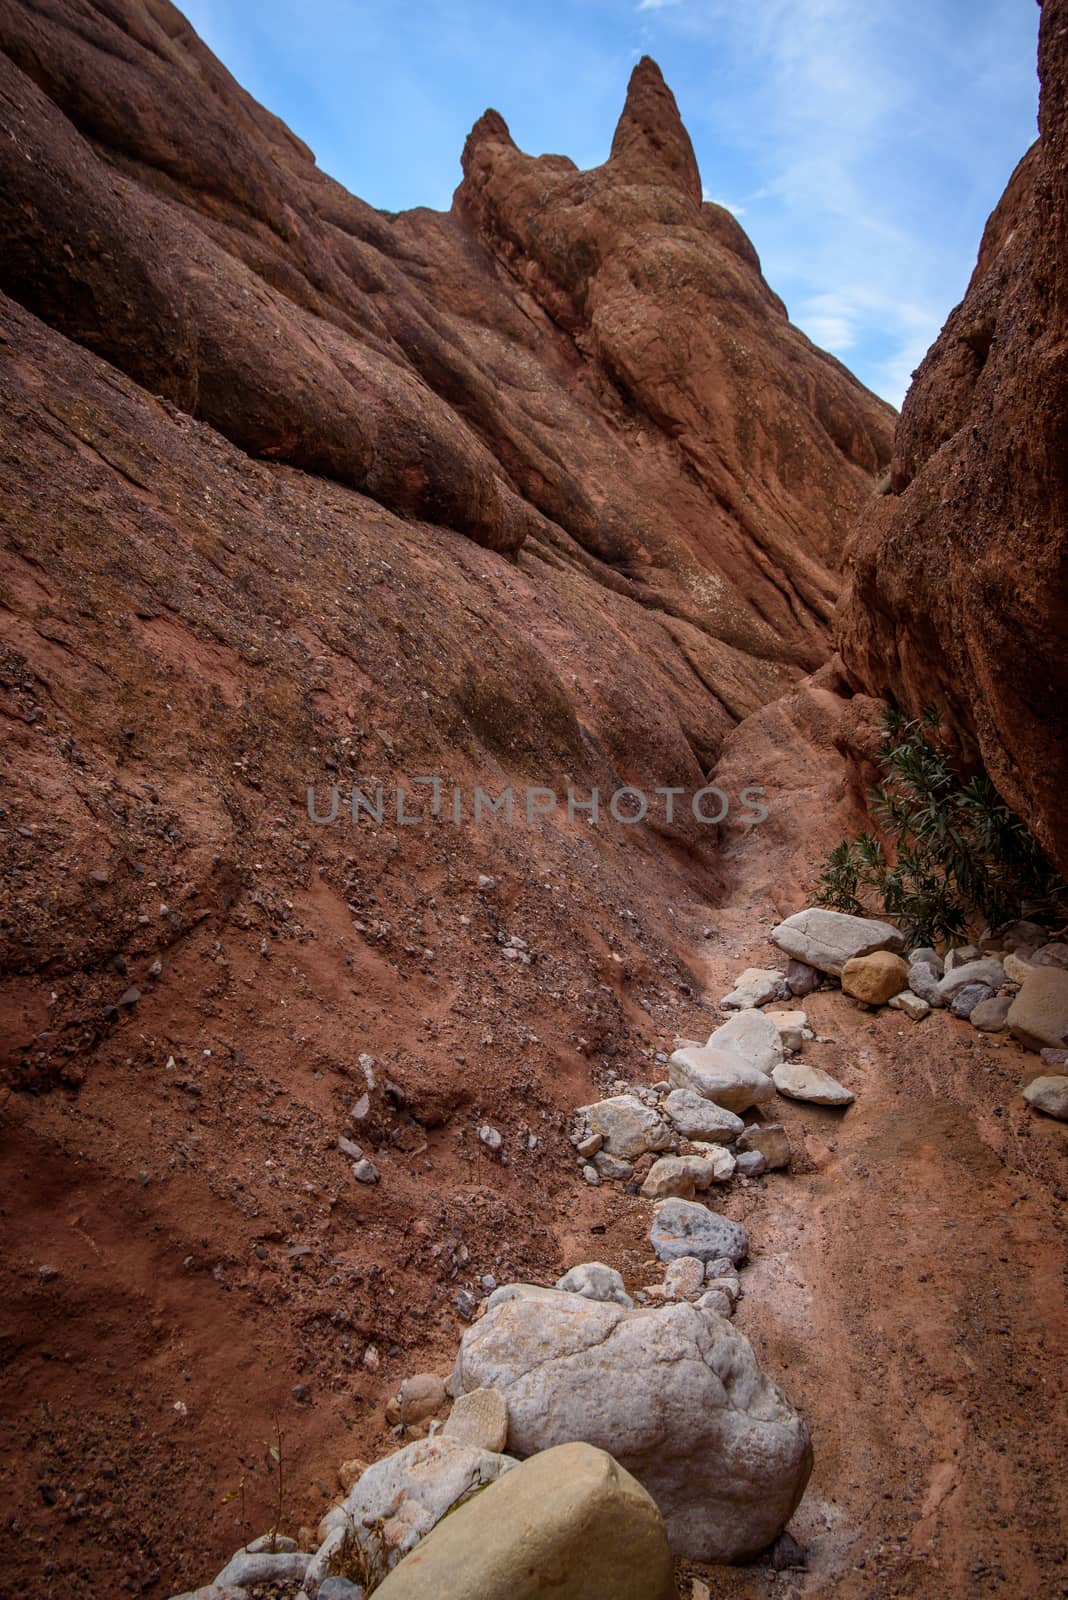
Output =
[{"x1": 2, "y1": 881, "x2": 1064, "y2": 1600}]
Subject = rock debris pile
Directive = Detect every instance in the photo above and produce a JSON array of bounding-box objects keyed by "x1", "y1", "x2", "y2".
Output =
[{"x1": 168, "y1": 905, "x2": 1067, "y2": 1598}]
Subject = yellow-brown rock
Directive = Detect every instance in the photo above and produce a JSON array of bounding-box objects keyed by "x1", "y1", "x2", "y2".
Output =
[{"x1": 841, "y1": 951, "x2": 910, "y2": 1006}]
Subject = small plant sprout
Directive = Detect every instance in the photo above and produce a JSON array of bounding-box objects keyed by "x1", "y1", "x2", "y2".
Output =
[
  {"x1": 266, "y1": 1417, "x2": 286, "y2": 1551},
  {"x1": 221, "y1": 1471, "x2": 250, "y2": 1553}
]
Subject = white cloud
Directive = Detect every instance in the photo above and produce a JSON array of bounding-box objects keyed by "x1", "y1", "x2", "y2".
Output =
[
  {"x1": 647, "y1": 0, "x2": 1038, "y2": 406},
  {"x1": 702, "y1": 188, "x2": 746, "y2": 216},
  {"x1": 798, "y1": 293, "x2": 858, "y2": 352}
]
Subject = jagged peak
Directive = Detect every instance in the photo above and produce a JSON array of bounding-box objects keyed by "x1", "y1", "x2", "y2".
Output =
[
  {"x1": 461, "y1": 107, "x2": 515, "y2": 172},
  {"x1": 457, "y1": 108, "x2": 517, "y2": 214},
  {"x1": 608, "y1": 56, "x2": 701, "y2": 204}
]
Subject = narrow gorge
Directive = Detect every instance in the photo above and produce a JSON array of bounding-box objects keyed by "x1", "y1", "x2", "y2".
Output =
[{"x1": 0, "y1": 2, "x2": 1064, "y2": 1597}]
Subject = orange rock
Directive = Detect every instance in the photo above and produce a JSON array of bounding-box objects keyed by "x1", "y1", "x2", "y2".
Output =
[{"x1": 842, "y1": 952, "x2": 910, "y2": 1006}]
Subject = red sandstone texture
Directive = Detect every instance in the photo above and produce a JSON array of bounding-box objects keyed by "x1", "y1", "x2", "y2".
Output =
[
  {"x1": 837, "y1": 0, "x2": 1068, "y2": 875},
  {"x1": 0, "y1": 6, "x2": 890, "y2": 1590},
  {"x1": 0, "y1": 3, "x2": 1064, "y2": 1599}
]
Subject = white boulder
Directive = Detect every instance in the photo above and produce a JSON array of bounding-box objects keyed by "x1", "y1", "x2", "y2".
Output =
[
  {"x1": 707, "y1": 1009, "x2": 784, "y2": 1076},
  {"x1": 576, "y1": 1096, "x2": 673, "y2": 1160},
  {"x1": 334, "y1": 1436, "x2": 516, "y2": 1580},
  {"x1": 772, "y1": 1060, "x2": 854, "y2": 1107},
  {"x1": 668, "y1": 1046, "x2": 774, "y2": 1113},
  {"x1": 451, "y1": 1287, "x2": 812, "y2": 1562},
  {"x1": 720, "y1": 967, "x2": 788, "y2": 1010},
  {"x1": 771, "y1": 908, "x2": 903, "y2": 975},
  {"x1": 662, "y1": 1090, "x2": 744, "y2": 1143},
  {"x1": 937, "y1": 959, "x2": 1005, "y2": 1001}
]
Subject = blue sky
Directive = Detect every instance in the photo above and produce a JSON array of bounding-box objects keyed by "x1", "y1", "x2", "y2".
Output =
[{"x1": 183, "y1": 0, "x2": 1040, "y2": 407}]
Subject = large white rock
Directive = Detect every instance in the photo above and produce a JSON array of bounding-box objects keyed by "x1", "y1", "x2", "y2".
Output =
[
  {"x1": 720, "y1": 967, "x2": 787, "y2": 1010},
  {"x1": 1007, "y1": 967, "x2": 1068, "y2": 1052},
  {"x1": 771, "y1": 908, "x2": 904, "y2": 975},
  {"x1": 451, "y1": 1288, "x2": 812, "y2": 1563},
  {"x1": 907, "y1": 963, "x2": 945, "y2": 1007},
  {"x1": 576, "y1": 1096, "x2": 673, "y2": 1159},
  {"x1": 640, "y1": 1151, "x2": 732, "y2": 1199},
  {"x1": 707, "y1": 1010, "x2": 784, "y2": 1076},
  {"x1": 335, "y1": 1435, "x2": 516, "y2": 1580},
  {"x1": 662, "y1": 1089, "x2": 744, "y2": 1143},
  {"x1": 772, "y1": 1060, "x2": 854, "y2": 1106},
  {"x1": 668, "y1": 1045, "x2": 774, "y2": 1113},
  {"x1": 764, "y1": 1009, "x2": 808, "y2": 1050}
]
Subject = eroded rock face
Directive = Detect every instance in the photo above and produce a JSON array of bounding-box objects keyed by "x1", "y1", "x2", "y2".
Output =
[
  {"x1": 706, "y1": 661, "x2": 888, "y2": 914},
  {"x1": 0, "y1": 6, "x2": 891, "y2": 767},
  {"x1": 836, "y1": 0, "x2": 1068, "y2": 876},
  {"x1": 455, "y1": 58, "x2": 892, "y2": 665},
  {"x1": 452, "y1": 1287, "x2": 812, "y2": 1562}
]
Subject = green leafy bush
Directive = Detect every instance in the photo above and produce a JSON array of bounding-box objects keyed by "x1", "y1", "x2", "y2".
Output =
[{"x1": 816, "y1": 706, "x2": 1067, "y2": 945}]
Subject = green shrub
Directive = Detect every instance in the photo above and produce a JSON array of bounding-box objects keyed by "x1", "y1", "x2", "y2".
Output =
[{"x1": 816, "y1": 706, "x2": 1067, "y2": 946}]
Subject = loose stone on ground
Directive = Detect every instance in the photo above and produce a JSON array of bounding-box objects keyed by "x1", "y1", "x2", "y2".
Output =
[
  {"x1": 770, "y1": 908, "x2": 904, "y2": 974},
  {"x1": 772, "y1": 1060, "x2": 854, "y2": 1106}
]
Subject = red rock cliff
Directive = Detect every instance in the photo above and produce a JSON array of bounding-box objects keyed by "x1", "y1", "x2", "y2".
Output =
[
  {"x1": 837, "y1": 0, "x2": 1068, "y2": 874},
  {"x1": 0, "y1": 8, "x2": 895, "y2": 1590},
  {"x1": 0, "y1": 5, "x2": 892, "y2": 694}
]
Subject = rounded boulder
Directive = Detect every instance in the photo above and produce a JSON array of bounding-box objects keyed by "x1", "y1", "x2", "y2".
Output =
[
  {"x1": 450, "y1": 1286, "x2": 811, "y2": 1563},
  {"x1": 841, "y1": 950, "x2": 909, "y2": 1006}
]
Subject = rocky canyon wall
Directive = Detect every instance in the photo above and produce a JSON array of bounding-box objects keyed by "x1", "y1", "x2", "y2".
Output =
[
  {"x1": 837, "y1": 0, "x2": 1068, "y2": 875},
  {"x1": 0, "y1": 5, "x2": 895, "y2": 1591}
]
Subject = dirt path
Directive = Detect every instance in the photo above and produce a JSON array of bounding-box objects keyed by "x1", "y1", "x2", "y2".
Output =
[
  {"x1": 2, "y1": 891, "x2": 1064, "y2": 1600},
  {"x1": 664, "y1": 939, "x2": 1068, "y2": 1600},
  {"x1": 542, "y1": 907, "x2": 1068, "y2": 1599}
]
